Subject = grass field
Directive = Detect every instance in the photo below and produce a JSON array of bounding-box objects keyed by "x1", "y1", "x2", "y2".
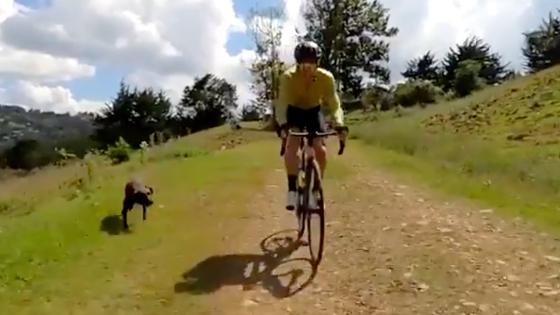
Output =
[
  {"x1": 0, "y1": 120, "x2": 357, "y2": 314},
  {"x1": 0, "y1": 124, "x2": 278, "y2": 314}
]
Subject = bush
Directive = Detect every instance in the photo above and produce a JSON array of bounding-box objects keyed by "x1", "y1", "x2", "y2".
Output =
[
  {"x1": 4, "y1": 139, "x2": 59, "y2": 170},
  {"x1": 54, "y1": 147, "x2": 78, "y2": 166},
  {"x1": 454, "y1": 60, "x2": 485, "y2": 97},
  {"x1": 241, "y1": 104, "x2": 263, "y2": 121},
  {"x1": 378, "y1": 91, "x2": 395, "y2": 111},
  {"x1": 106, "y1": 137, "x2": 131, "y2": 164},
  {"x1": 361, "y1": 85, "x2": 393, "y2": 111},
  {"x1": 82, "y1": 149, "x2": 107, "y2": 183},
  {"x1": 0, "y1": 152, "x2": 7, "y2": 168},
  {"x1": 393, "y1": 80, "x2": 443, "y2": 107}
]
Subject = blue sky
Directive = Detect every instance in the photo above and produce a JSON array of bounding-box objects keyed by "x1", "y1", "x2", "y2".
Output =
[{"x1": 2, "y1": 0, "x2": 559, "y2": 114}]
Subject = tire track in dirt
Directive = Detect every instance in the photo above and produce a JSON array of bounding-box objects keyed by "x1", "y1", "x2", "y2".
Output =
[{"x1": 177, "y1": 147, "x2": 560, "y2": 314}]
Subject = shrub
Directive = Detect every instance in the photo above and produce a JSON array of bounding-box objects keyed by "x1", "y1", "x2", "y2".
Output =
[
  {"x1": 393, "y1": 80, "x2": 443, "y2": 107},
  {"x1": 4, "y1": 139, "x2": 58, "y2": 170},
  {"x1": 82, "y1": 149, "x2": 106, "y2": 183},
  {"x1": 106, "y1": 137, "x2": 131, "y2": 164},
  {"x1": 139, "y1": 141, "x2": 149, "y2": 165},
  {"x1": 454, "y1": 60, "x2": 486, "y2": 97}
]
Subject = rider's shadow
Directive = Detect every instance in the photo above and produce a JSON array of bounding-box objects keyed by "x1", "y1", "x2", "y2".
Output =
[{"x1": 174, "y1": 230, "x2": 316, "y2": 298}]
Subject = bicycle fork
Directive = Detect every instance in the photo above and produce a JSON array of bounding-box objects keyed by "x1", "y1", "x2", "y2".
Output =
[{"x1": 298, "y1": 144, "x2": 321, "y2": 209}]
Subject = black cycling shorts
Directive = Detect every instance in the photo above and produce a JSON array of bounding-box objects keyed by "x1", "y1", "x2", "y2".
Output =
[{"x1": 286, "y1": 105, "x2": 326, "y2": 133}]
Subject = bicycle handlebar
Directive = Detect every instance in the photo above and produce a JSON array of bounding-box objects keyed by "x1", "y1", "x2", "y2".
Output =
[{"x1": 279, "y1": 129, "x2": 346, "y2": 156}]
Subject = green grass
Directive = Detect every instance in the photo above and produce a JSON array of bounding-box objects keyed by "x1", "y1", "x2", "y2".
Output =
[
  {"x1": 0, "y1": 125, "x2": 280, "y2": 314},
  {"x1": 358, "y1": 142, "x2": 560, "y2": 231},
  {"x1": 351, "y1": 65, "x2": 560, "y2": 233},
  {"x1": 423, "y1": 65, "x2": 560, "y2": 144}
]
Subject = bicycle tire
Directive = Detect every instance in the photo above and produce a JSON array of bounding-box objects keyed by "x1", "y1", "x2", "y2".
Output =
[
  {"x1": 296, "y1": 150, "x2": 308, "y2": 241},
  {"x1": 296, "y1": 186, "x2": 306, "y2": 240},
  {"x1": 305, "y1": 157, "x2": 325, "y2": 266}
]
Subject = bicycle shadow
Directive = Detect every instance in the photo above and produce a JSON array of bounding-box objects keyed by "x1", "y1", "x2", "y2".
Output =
[{"x1": 174, "y1": 229, "x2": 317, "y2": 299}]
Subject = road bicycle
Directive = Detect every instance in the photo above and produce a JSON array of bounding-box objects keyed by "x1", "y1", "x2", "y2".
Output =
[{"x1": 280, "y1": 127, "x2": 347, "y2": 266}]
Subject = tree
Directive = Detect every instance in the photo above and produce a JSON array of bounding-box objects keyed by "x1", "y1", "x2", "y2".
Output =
[
  {"x1": 454, "y1": 60, "x2": 485, "y2": 97},
  {"x1": 93, "y1": 81, "x2": 172, "y2": 148},
  {"x1": 302, "y1": 0, "x2": 398, "y2": 97},
  {"x1": 401, "y1": 51, "x2": 442, "y2": 84},
  {"x1": 442, "y1": 36, "x2": 509, "y2": 92},
  {"x1": 246, "y1": 6, "x2": 286, "y2": 129},
  {"x1": 176, "y1": 74, "x2": 238, "y2": 133},
  {"x1": 522, "y1": 10, "x2": 560, "y2": 72}
]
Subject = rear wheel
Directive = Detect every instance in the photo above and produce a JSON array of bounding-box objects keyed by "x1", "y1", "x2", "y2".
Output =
[{"x1": 306, "y1": 158, "x2": 325, "y2": 266}]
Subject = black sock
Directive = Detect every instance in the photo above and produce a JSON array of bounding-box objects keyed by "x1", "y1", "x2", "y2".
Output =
[{"x1": 288, "y1": 175, "x2": 297, "y2": 191}]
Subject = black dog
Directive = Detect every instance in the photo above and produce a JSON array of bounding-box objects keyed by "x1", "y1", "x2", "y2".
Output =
[{"x1": 122, "y1": 178, "x2": 154, "y2": 230}]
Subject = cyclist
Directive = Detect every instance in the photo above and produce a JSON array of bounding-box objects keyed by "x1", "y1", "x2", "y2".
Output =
[{"x1": 275, "y1": 40, "x2": 348, "y2": 211}]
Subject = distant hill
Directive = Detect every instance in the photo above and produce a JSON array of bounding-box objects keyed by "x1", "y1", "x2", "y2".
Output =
[{"x1": 0, "y1": 105, "x2": 95, "y2": 150}]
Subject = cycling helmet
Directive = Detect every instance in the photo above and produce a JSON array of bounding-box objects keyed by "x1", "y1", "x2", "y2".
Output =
[{"x1": 294, "y1": 40, "x2": 321, "y2": 63}]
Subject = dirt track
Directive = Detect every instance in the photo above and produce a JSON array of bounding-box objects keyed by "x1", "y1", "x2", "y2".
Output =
[{"x1": 176, "y1": 148, "x2": 560, "y2": 314}]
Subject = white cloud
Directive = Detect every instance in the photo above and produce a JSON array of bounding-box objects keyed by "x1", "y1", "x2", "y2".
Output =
[
  {"x1": 125, "y1": 47, "x2": 256, "y2": 105},
  {"x1": 0, "y1": 45, "x2": 95, "y2": 82},
  {"x1": 0, "y1": 81, "x2": 105, "y2": 114},
  {"x1": 0, "y1": 1, "x2": 95, "y2": 83},
  {"x1": 1, "y1": 0, "x2": 247, "y2": 76},
  {"x1": 0, "y1": 0, "x2": 102, "y2": 112},
  {"x1": 384, "y1": 0, "x2": 549, "y2": 81},
  {"x1": 0, "y1": 1, "x2": 96, "y2": 83},
  {"x1": 0, "y1": 0, "x2": 17, "y2": 23},
  {"x1": 2, "y1": 0, "x2": 257, "y2": 110},
  {"x1": 278, "y1": 0, "x2": 306, "y2": 63}
]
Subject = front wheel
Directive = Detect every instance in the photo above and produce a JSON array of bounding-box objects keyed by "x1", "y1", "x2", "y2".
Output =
[
  {"x1": 295, "y1": 162, "x2": 307, "y2": 240},
  {"x1": 306, "y1": 159, "x2": 325, "y2": 267}
]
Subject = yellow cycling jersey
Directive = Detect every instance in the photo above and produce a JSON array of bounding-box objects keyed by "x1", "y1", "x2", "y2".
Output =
[{"x1": 275, "y1": 65, "x2": 344, "y2": 127}]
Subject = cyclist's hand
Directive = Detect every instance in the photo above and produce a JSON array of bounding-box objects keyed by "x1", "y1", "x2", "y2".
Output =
[
  {"x1": 275, "y1": 123, "x2": 286, "y2": 138},
  {"x1": 333, "y1": 125, "x2": 348, "y2": 155},
  {"x1": 277, "y1": 123, "x2": 289, "y2": 139},
  {"x1": 334, "y1": 125, "x2": 349, "y2": 142}
]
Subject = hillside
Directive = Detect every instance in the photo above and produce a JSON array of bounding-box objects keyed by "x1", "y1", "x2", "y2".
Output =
[
  {"x1": 423, "y1": 65, "x2": 560, "y2": 145},
  {"x1": 0, "y1": 105, "x2": 95, "y2": 150},
  {"x1": 351, "y1": 64, "x2": 560, "y2": 233}
]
